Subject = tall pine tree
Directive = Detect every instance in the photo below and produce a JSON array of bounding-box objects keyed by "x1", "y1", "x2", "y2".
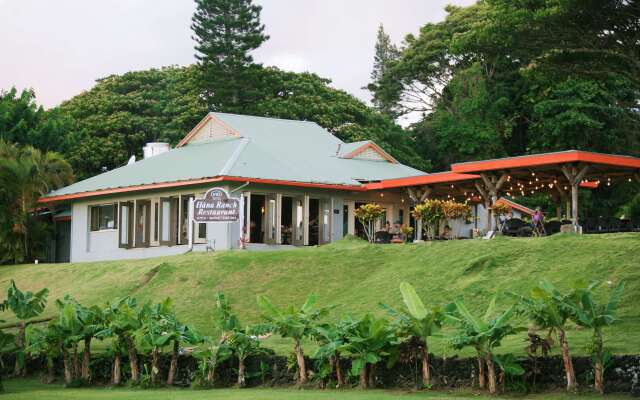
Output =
[
  {"x1": 366, "y1": 24, "x2": 400, "y2": 117},
  {"x1": 191, "y1": 0, "x2": 269, "y2": 112}
]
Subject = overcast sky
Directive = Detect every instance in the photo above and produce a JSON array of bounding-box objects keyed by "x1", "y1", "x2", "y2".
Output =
[{"x1": 0, "y1": 0, "x2": 475, "y2": 111}]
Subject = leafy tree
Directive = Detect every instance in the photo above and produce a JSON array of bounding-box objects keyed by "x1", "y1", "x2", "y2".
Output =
[
  {"x1": 191, "y1": 0, "x2": 269, "y2": 112},
  {"x1": 0, "y1": 88, "x2": 68, "y2": 151},
  {"x1": 446, "y1": 297, "x2": 522, "y2": 394},
  {"x1": 0, "y1": 141, "x2": 74, "y2": 263},
  {"x1": 354, "y1": 203, "x2": 385, "y2": 243},
  {"x1": 508, "y1": 281, "x2": 580, "y2": 391},
  {"x1": 257, "y1": 293, "x2": 331, "y2": 385},
  {"x1": 57, "y1": 66, "x2": 206, "y2": 180},
  {"x1": 568, "y1": 281, "x2": 625, "y2": 394},
  {"x1": 366, "y1": 24, "x2": 401, "y2": 117},
  {"x1": 384, "y1": 282, "x2": 445, "y2": 388},
  {"x1": 0, "y1": 280, "x2": 49, "y2": 376}
]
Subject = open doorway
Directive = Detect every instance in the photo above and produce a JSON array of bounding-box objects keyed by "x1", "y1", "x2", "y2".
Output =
[
  {"x1": 250, "y1": 194, "x2": 265, "y2": 243},
  {"x1": 281, "y1": 196, "x2": 293, "y2": 244},
  {"x1": 309, "y1": 198, "x2": 319, "y2": 245}
]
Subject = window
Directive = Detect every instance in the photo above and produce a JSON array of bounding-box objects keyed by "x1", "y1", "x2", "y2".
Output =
[
  {"x1": 160, "y1": 197, "x2": 178, "y2": 246},
  {"x1": 198, "y1": 223, "x2": 207, "y2": 240},
  {"x1": 90, "y1": 204, "x2": 117, "y2": 231},
  {"x1": 119, "y1": 202, "x2": 133, "y2": 248},
  {"x1": 135, "y1": 200, "x2": 151, "y2": 247}
]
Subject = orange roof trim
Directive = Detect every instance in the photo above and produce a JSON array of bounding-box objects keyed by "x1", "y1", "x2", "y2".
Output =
[
  {"x1": 39, "y1": 176, "x2": 366, "y2": 204},
  {"x1": 364, "y1": 172, "x2": 480, "y2": 190},
  {"x1": 452, "y1": 150, "x2": 640, "y2": 173},
  {"x1": 495, "y1": 198, "x2": 535, "y2": 216}
]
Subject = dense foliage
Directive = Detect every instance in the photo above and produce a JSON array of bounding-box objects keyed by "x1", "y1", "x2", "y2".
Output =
[
  {"x1": 0, "y1": 141, "x2": 74, "y2": 264},
  {"x1": 0, "y1": 278, "x2": 624, "y2": 394},
  {"x1": 369, "y1": 1, "x2": 640, "y2": 169}
]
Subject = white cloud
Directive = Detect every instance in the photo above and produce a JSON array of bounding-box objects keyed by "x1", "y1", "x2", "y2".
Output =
[{"x1": 263, "y1": 53, "x2": 311, "y2": 73}]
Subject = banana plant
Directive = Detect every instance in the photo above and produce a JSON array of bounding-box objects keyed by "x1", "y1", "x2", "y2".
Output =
[
  {"x1": 162, "y1": 311, "x2": 202, "y2": 385},
  {"x1": 96, "y1": 297, "x2": 142, "y2": 384},
  {"x1": 214, "y1": 293, "x2": 264, "y2": 388},
  {"x1": 338, "y1": 314, "x2": 397, "y2": 389},
  {"x1": 312, "y1": 320, "x2": 352, "y2": 387},
  {"x1": 446, "y1": 297, "x2": 523, "y2": 394},
  {"x1": 55, "y1": 296, "x2": 103, "y2": 383},
  {"x1": 0, "y1": 280, "x2": 48, "y2": 376},
  {"x1": 53, "y1": 300, "x2": 84, "y2": 384},
  {"x1": 137, "y1": 298, "x2": 176, "y2": 386},
  {"x1": 567, "y1": 281, "x2": 625, "y2": 394},
  {"x1": 383, "y1": 282, "x2": 444, "y2": 388},
  {"x1": 193, "y1": 341, "x2": 232, "y2": 387},
  {"x1": 507, "y1": 280, "x2": 580, "y2": 391},
  {"x1": 257, "y1": 293, "x2": 331, "y2": 385},
  {"x1": 25, "y1": 323, "x2": 60, "y2": 383}
]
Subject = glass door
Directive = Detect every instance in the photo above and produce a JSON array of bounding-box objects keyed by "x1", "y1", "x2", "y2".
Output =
[
  {"x1": 292, "y1": 197, "x2": 305, "y2": 246},
  {"x1": 265, "y1": 195, "x2": 277, "y2": 244}
]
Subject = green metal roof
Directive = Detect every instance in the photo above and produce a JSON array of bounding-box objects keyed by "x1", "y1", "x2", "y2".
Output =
[{"x1": 46, "y1": 113, "x2": 427, "y2": 198}]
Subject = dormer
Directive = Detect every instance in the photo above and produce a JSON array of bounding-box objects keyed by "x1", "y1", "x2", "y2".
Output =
[
  {"x1": 337, "y1": 140, "x2": 398, "y2": 163},
  {"x1": 177, "y1": 113, "x2": 241, "y2": 147}
]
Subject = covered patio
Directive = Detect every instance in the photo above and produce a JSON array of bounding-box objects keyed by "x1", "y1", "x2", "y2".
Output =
[{"x1": 366, "y1": 150, "x2": 640, "y2": 237}]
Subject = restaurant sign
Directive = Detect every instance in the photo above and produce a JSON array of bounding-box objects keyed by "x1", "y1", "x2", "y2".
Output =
[{"x1": 193, "y1": 188, "x2": 240, "y2": 222}]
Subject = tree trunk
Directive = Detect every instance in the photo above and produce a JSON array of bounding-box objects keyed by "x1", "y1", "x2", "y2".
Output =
[
  {"x1": 486, "y1": 351, "x2": 497, "y2": 394},
  {"x1": 14, "y1": 322, "x2": 25, "y2": 377},
  {"x1": 421, "y1": 341, "x2": 431, "y2": 388},
  {"x1": 63, "y1": 352, "x2": 73, "y2": 384},
  {"x1": 335, "y1": 354, "x2": 344, "y2": 387},
  {"x1": 368, "y1": 363, "x2": 376, "y2": 388},
  {"x1": 593, "y1": 327, "x2": 604, "y2": 394},
  {"x1": 151, "y1": 348, "x2": 160, "y2": 385},
  {"x1": 237, "y1": 357, "x2": 246, "y2": 388},
  {"x1": 126, "y1": 337, "x2": 139, "y2": 383},
  {"x1": 206, "y1": 368, "x2": 215, "y2": 385},
  {"x1": 594, "y1": 360, "x2": 604, "y2": 394},
  {"x1": 112, "y1": 353, "x2": 121, "y2": 385},
  {"x1": 167, "y1": 340, "x2": 179, "y2": 386},
  {"x1": 559, "y1": 329, "x2": 577, "y2": 391},
  {"x1": 294, "y1": 338, "x2": 307, "y2": 384},
  {"x1": 81, "y1": 336, "x2": 92, "y2": 382},
  {"x1": 476, "y1": 348, "x2": 485, "y2": 389},
  {"x1": 72, "y1": 343, "x2": 80, "y2": 380},
  {"x1": 46, "y1": 357, "x2": 55, "y2": 384},
  {"x1": 359, "y1": 363, "x2": 368, "y2": 389}
]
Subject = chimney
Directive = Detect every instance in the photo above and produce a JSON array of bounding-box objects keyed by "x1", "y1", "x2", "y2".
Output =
[{"x1": 143, "y1": 142, "x2": 170, "y2": 159}]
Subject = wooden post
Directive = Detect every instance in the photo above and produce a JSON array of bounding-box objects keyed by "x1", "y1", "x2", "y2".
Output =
[
  {"x1": 561, "y1": 164, "x2": 590, "y2": 227},
  {"x1": 406, "y1": 186, "x2": 431, "y2": 241},
  {"x1": 480, "y1": 173, "x2": 508, "y2": 231}
]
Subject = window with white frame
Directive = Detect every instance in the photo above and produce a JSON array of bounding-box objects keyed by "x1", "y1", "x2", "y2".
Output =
[{"x1": 90, "y1": 204, "x2": 117, "y2": 231}]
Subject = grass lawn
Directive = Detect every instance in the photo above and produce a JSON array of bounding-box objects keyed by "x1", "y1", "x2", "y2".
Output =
[
  {"x1": 0, "y1": 233, "x2": 638, "y2": 357},
  {"x1": 0, "y1": 379, "x2": 631, "y2": 400}
]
